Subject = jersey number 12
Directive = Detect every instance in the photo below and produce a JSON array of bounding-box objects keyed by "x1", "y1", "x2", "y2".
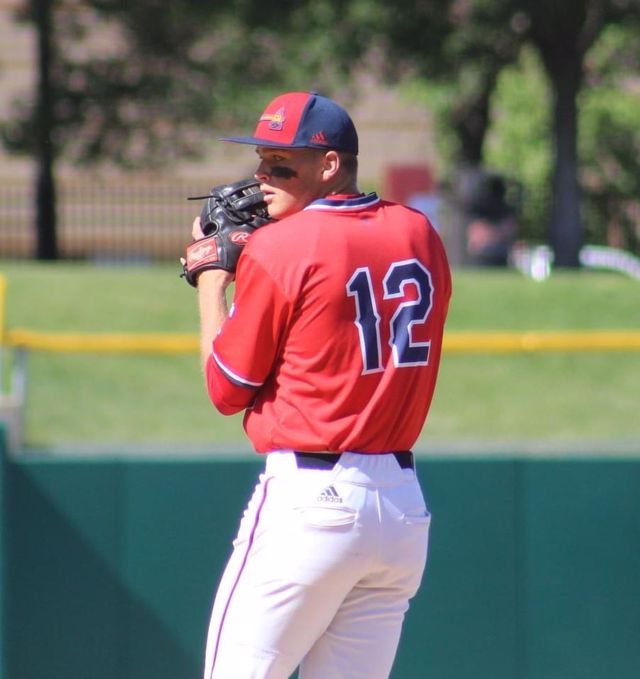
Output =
[{"x1": 346, "y1": 259, "x2": 434, "y2": 374}]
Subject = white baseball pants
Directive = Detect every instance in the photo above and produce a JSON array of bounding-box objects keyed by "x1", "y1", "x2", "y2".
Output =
[{"x1": 203, "y1": 451, "x2": 431, "y2": 679}]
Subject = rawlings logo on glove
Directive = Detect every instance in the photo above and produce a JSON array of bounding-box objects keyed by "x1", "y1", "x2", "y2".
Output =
[
  {"x1": 229, "y1": 232, "x2": 251, "y2": 245},
  {"x1": 181, "y1": 177, "x2": 273, "y2": 287},
  {"x1": 185, "y1": 239, "x2": 219, "y2": 268}
]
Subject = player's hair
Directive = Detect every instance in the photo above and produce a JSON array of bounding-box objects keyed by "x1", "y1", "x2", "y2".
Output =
[{"x1": 338, "y1": 152, "x2": 358, "y2": 178}]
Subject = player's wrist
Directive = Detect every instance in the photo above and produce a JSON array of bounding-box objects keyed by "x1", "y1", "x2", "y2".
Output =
[{"x1": 197, "y1": 268, "x2": 235, "y2": 289}]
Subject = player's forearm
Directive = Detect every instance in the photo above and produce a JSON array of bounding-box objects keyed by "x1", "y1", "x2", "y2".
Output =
[{"x1": 197, "y1": 269, "x2": 234, "y2": 373}]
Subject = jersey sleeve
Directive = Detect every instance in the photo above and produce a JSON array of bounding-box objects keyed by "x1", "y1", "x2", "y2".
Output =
[{"x1": 205, "y1": 251, "x2": 293, "y2": 415}]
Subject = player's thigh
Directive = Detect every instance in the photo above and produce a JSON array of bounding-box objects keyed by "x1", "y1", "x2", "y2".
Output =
[
  {"x1": 209, "y1": 480, "x2": 369, "y2": 678},
  {"x1": 219, "y1": 499, "x2": 366, "y2": 642},
  {"x1": 298, "y1": 581, "x2": 411, "y2": 679},
  {"x1": 299, "y1": 481, "x2": 430, "y2": 679},
  {"x1": 211, "y1": 572, "x2": 356, "y2": 679}
]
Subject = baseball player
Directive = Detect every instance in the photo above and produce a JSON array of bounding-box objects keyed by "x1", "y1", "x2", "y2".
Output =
[{"x1": 182, "y1": 91, "x2": 451, "y2": 679}]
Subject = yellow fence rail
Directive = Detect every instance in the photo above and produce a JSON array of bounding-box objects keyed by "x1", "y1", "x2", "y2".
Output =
[
  {"x1": 1, "y1": 272, "x2": 639, "y2": 355},
  {"x1": 0, "y1": 274, "x2": 6, "y2": 345},
  {"x1": 6, "y1": 329, "x2": 199, "y2": 354},
  {"x1": 3, "y1": 327, "x2": 640, "y2": 354},
  {"x1": 442, "y1": 330, "x2": 640, "y2": 353}
]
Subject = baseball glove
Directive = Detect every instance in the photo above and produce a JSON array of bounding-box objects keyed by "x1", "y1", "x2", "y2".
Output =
[{"x1": 181, "y1": 178, "x2": 271, "y2": 286}]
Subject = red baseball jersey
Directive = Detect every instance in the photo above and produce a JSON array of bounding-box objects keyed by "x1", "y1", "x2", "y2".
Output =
[{"x1": 206, "y1": 193, "x2": 452, "y2": 453}]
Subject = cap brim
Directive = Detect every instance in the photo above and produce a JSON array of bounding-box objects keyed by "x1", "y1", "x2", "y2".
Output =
[
  {"x1": 219, "y1": 136, "x2": 302, "y2": 148},
  {"x1": 219, "y1": 136, "x2": 331, "y2": 150}
]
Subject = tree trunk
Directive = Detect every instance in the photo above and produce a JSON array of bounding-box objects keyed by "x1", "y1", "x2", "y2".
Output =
[
  {"x1": 452, "y1": 74, "x2": 495, "y2": 166},
  {"x1": 34, "y1": 0, "x2": 58, "y2": 260},
  {"x1": 546, "y1": 55, "x2": 583, "y2": 268}
]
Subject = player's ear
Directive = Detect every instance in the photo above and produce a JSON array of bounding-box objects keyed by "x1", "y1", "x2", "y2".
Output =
[{"x1": 320, "y1": 150, "x2": 340, "y2": 181}]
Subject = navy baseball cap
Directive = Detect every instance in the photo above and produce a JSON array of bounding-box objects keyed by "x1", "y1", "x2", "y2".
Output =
[{"x1": 220, "y1": 91, "x2": 359, "y2": 155}]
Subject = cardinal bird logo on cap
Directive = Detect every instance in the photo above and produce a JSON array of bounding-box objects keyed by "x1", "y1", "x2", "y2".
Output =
[{"x1": 260, "y1": 106, "x2": 286, "y2": 131}]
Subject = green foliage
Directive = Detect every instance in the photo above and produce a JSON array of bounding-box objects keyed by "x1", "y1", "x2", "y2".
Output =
[
  {"x1": 391, "y1": 1, "x2": 640, "y2": 262},
  {"x1": 470, "y1": 21, "x2": 640, "y2": 253},
  {"x1": 0, "y1": 0, "x2": 355, "y2": 168},
  {"x1": 484, "y1": 45, "x2": 552, "y2": 240},
  {"x1": 485, "y1": 47, "x2": 552, "y2": 190},
  {"x1": 379, "y1": 0, "x2": 526, "y2": 165},
  {"x1": 3, "y1": 1, "x2": 226, "y2": 165},
  {"x1": 399, "y1": 79, "x2": 460, "y2": 177},
  {"x1": 3, "y1": 0, "x2": 639, "y2": 260},
  {"x1": 579, "y1": 22, "x2": 640, "y2": 252}
]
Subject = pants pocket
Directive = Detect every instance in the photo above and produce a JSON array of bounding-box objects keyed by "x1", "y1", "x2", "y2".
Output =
[
  {"x1": 401, "y1": 509, "x2": 431, "y2": 526},
  {"x1": 294, "y1": 505, "x2": 358, "y2": 528}
]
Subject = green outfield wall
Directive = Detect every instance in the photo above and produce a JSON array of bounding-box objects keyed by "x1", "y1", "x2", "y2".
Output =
[{"x1": 1, "y1": 431, "x2": 639, "y2": 679}]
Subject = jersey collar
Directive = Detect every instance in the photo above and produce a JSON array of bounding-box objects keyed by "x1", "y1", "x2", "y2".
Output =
[{"x1": 304, "y1": 192, "x2": 380, "y2": 212}]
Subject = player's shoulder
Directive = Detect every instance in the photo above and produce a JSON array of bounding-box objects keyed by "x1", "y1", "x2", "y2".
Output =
[
  {"x1": 382, "y1": 198, "x2": 449, "y2": 261},
  {"x1": 247, "y1": 209, "x2": 319, "y2": 251},
  {"x1": 379, "y1": 199, "x2": 443, "y2": 238},
  {"x1": 380, "y1": 198, "x2": 430, "y2": 221}
]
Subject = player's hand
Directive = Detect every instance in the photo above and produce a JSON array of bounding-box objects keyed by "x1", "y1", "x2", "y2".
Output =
[
  {"x1": 192, "y1": 216, "x2": 206, "y2": 240},
  {"x1": 180, "y1": 178, "x2": 272, "y2": 287},
  {"x1": 183, "y1": 216, "x2": 235, "y2": 289}
]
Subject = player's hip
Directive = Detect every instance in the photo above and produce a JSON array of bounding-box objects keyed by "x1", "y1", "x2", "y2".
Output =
[
  {"x1": 265, "y1": 449, "x2": 418, "y2": 485},
  {"x1": 260, "y1": 450, "x2": 430, "y2": 540}
]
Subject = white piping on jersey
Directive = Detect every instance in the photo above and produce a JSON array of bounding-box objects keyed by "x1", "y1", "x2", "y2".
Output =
[
  {"x1": 304, "y1": 192, "x2": 381, "y2": 212},
  {"x1": 213, "y1": 349, "x2": 263, "y2": 388}
]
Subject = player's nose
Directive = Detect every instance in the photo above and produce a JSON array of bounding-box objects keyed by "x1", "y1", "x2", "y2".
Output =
[{"x1": 254, "y1": 160, "x2": 270, "y2": 183}]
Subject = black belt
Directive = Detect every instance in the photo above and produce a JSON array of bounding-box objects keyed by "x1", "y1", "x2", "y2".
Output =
[{"x1": 294, "y1": 451, "x2": 414, "y2": 470}]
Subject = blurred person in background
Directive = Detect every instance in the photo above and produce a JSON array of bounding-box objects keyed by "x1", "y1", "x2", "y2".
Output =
[{"x1": 465, "y1": 172, "x2": 519, "y2": 267}]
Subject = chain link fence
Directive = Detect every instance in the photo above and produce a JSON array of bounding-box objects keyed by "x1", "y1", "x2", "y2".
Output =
[
  {"x1": 1, "y1": 174, "x2": 636, "y2": 262},
  {"x1": 0, "y1": 176, "x2": 213, "y2": 262}
]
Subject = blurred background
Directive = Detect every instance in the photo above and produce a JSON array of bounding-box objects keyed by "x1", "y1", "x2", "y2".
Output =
[
  {"x1": 1, "y1": 0, "x2": 639, "y2": 266},
  {"x1": 0, "y1": 2, "x2": 639, "y2": 679},
  {"x1": 0, "y1": 0, "x2": 638, "y2": 451}
]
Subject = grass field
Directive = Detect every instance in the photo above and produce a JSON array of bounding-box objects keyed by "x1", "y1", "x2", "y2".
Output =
[{"x1": 1, "y1": 261, "x2": 639, "y2": 452}]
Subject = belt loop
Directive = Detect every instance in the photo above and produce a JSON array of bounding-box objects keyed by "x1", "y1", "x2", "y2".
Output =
[{"x1": 393, "y1": 451, "x2": 414, "y2": 469}]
